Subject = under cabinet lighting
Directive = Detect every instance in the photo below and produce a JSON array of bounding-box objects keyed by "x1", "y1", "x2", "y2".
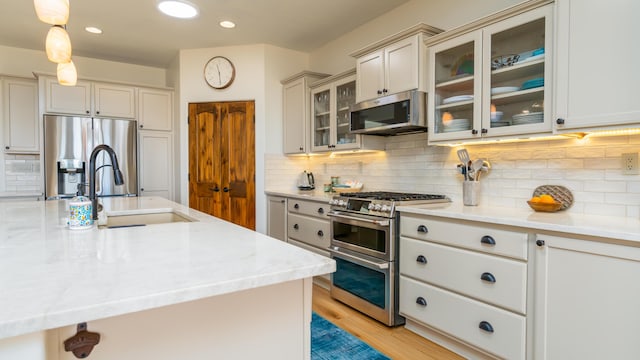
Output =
[{"x1": 157, "y1": 0, "x2": 199, "y2": 19}]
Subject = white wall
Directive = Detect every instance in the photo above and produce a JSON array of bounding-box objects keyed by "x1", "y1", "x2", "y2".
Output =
[
  {"x1": 0, "y1": 45, "x2": 167, "y2": 87},
  {"x1": 309, "y1": 0, "x2": 524, "y2": 74},
  {"x1": 176, "y1": 44, "x2": 308, "y2": 233}
]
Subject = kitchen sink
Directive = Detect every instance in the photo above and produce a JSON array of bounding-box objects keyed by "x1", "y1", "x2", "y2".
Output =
[{"x1": 99, "y1": 210, "x2": 196, "y2": 229}]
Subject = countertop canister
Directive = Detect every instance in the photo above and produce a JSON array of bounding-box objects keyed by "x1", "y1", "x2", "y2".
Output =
[{"x1": 69, "y1": 196, "x2": 94, "y2": 229}]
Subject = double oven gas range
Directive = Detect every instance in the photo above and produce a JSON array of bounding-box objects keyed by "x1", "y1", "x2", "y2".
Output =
[{"x1": 327, "y1": 191, "x2": 450, "y2": 326}]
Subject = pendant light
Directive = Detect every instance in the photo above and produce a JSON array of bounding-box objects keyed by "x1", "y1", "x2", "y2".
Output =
[
  {"x1": 46, "y1": 25, "x2": 72, "y2": 63},
  {"x1": 34, "y1": 0, "x2": 69, "y2": 25},
  {"x1": 57, "y1": 60, "x2": 77, "y2": 86}
]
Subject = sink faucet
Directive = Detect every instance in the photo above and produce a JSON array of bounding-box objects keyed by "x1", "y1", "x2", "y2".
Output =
[{"x1": 89, "y1": 144, "x2": 124, "y2": 220}]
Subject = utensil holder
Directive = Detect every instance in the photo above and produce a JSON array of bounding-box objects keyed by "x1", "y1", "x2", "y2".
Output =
[{"x1": 463, "y1": 181, "x2": 480, "y2": 206}]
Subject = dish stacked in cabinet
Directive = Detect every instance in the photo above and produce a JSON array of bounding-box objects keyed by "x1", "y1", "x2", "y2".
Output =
[
  {"x1": 399, "y1": 214, "x2": 529, "y2": 359},
  {"x1": 287, "y1": 198, "x2": 331, "y2": 283}
]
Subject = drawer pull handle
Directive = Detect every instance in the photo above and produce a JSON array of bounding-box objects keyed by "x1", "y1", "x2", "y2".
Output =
[
  {"x1": 294, "y1": 203, "x2": 300, "y2": 209},
  {"x1": 479, "y1": 321, "x2": 494, "y2": 333},
  {"x1": 293, "y1": 224, "x2": 299, "y2": 230},
  {"x1": 536, "y1": 239, "x2": 545, "y2": 247},
  {"x1": 416, "y1": 297, "x2": 427, "y2": 307},
  {"x1": 417, "y1": 225, "x2": 428, "y2": 234},
  {"x1": 416, "y1": 255, "x2": 427, "y2": 264},
  {"x1": 318, "y1": 208, "x2": 324, "y2": 214},
  {"x1": 317, "y1": 230, "x2": 324, "y2": 237},
  {"x1": 480, "y1": 235, "x2": 496, "y2": 246},
  {"x1": 481, "y1": 272, "x2": 496, "y2": 283}
]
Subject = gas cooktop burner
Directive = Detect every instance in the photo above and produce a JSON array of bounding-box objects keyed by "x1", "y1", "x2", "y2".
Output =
[{"x1": 338, "y1": 191, "x2": 448, "y2": 202}]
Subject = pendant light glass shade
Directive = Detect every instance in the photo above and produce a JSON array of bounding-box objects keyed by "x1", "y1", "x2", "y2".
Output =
[
  {"x1": 34, "y1": 0, "x2": 69, "y2": 25},
  {"x1": 57, "y1": 60, "x2": 77, "y2": 86},
  {"x1": 46, "y1": 25, "x2": 72, "y2": 63}
]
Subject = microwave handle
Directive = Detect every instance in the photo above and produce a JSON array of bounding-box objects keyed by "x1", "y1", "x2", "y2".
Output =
[
  {"x1": 327, "y1": 211, "x2": 390, "y2": 226},
  {"x1": 329, "y1": 248, "x2": 389, "y2": 270}
]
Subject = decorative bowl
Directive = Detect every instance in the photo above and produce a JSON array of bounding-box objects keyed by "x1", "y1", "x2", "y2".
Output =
[
  {"x1": 491, "y1": 54, "x2": 520, "y2": 70},
  {"x1": 527, "y1": 201, "x2": 563, "y2": 212}
]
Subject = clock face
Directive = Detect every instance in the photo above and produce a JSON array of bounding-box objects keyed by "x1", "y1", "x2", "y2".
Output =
[{"x1": 204, "y1": 56, "x2": 236, "y2": 89}]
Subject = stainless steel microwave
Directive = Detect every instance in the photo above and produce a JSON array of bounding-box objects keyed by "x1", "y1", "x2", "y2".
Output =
[{"x1": 349, "y1": 90, "x2": 426, "y2": 135}]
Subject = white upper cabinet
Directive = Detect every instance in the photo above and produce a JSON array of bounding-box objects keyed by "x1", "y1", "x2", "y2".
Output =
[
  {"x1": 553, "y1": 0, "x2": 640, "y2": 132},
  {"x1": 281, "y1": 72, "x2": 328, "y2": 154},
  {"x1": 42, "y1": 76, "x2": 136, "y2": 119},
  {"x1": 352, "y1": 24, "x2": 442, "y2": 103},
  {"x1": 2, "y1": 77, "x2": 39, "y2": 153},
  {"x1": 138, "y1": 88, "x2": 173, "y2": 131},
  {"x1": 427, "y1": 3, "x2": 553, "y2": 144},
  {"x1": 93, "y1": 83, "x2": 136, "y2": 119},
  {"x1": 138, "y1": 130, "x2": 173, "y2": 200}
]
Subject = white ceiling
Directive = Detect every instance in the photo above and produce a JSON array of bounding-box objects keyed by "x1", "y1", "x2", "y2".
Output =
[{"x1": 1, "y1": 0, "x2": 411, "y2": 68}]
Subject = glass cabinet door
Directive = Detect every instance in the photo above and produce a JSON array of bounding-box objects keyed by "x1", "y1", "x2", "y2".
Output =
[
  {"x1": 483, "y1": 5, "x2": 552, "y2": 136},
  {"x1": 312, "y1": 87, "x2": 331, "y2": 149},
  {"x1": 335, "y1": 79, "x2": 356, "y2": 148},
  {"x1": 428, "y1": 31, "x2": 483, "y2": 141}
]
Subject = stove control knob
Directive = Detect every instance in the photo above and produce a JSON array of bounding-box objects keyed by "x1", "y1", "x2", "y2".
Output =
[
  {"x1": 381, "y1": 205, "x2": 391, "y2": 212},
  {"x1": 368, "y1": 203, "x2": 375, "y2": 210},
  {"x1": 330, "y1": 199, "x2": 338, "y2": 205},
  {"x1": 338, "y1": 200, "x2": 347, "y2": 206},
  {"x1": 374, "y1": 204, "x2": 382, "y2": 211}
]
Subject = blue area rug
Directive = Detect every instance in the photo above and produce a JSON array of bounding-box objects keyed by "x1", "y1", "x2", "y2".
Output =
[{"x1": 311, "y1": 312, "x2": 390, "y2": 360}]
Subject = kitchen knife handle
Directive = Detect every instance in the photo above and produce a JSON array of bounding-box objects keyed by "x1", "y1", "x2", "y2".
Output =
[
  {"x1": 416, "y1": 297, "x2": 427, "y2": 307},
  {"x1": 479, "y1": 321, "x2": 494, "y2": 333},
  {"x1": 481, "y1": 235, "x2": 496, "y2": 246},
  {"x1": 416, "y1": 255, "x2": 427, "y2": 264}
]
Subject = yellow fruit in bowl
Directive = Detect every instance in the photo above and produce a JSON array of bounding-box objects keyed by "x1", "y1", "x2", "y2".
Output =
[
  {"x1": 539, "y1": 194, "x2": 556, "y2": 204},
  {"x1": 530, "y1": 196, "x2": 541, "y2": 203}
]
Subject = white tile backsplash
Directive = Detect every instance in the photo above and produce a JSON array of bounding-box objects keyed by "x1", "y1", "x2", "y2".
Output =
[
  {"x1": 2, "y1": 154, "x2": 42, "y2": 193},
  {"x1": 265, "y1": 133, "x2": 640, "y2": 217}
]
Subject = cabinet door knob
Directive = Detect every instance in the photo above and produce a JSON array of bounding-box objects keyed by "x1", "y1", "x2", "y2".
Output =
[
  {"x1": 481, "y1": 128, "x2": 488, "y2": 134},
  {"x1": 556, "y1": 118, "x2": 565, "y2": 125},
  {"x1": 86, "y1": 110, "x2": 90, "y2": 114},
  {"x1": 96, "y1": 111, "x2": 100, "y2": 115},
  {"x1": 471, "y1": 129, "x2": 479, "y2": 135},
  {"x1": 382, "y1": 88, "x2": 388, "y2": 93},
  {"x1": 417, "y1": 225, "x2": 428, "y2": 234},
  {"x1": 317, "y1": 208, "x2": 324, "y2": 214},
  {"x1": 481, "y1": 272, "x2": 496, "y2": 283},
  {"x1": 210, "y1": 186, "x2": 220, "y2": 192},
  {"x1": 140, "y1": 124, "x2": 144, "y2": 129},
  {"x1": 416, "y1": 255, "x2": 427, "y2": 264},
  {"x1": 416, "y1": 297, "x2": 427, "y2": 307},
  {"x1": 4, "y1": 146, "x2": 9, "y2": 150},
  {"x1": 481, "y1": 235, "x2": 496, "y2": 246},
  {"x1": 140, "y1": 188, "x2": 144, "y2": 192},
  {"x1": 294, "y1": 203, "x2": 299, "y2": 209},
  {"x1": 536, "y1": 239, "x2": 545, "y2": 247},
  {"x1": 377, "y1": 90, "x2": 383, "y2": 95},
  {"x1": 479, "y1": 321, "x2": 494, "y2": 333},
  {"x1": 299, "y1": 146, "x2": 303, "y2": 151},
  {"x1": 293, "y1": 224, "x2": 299, "y2": 230},
  {"x1": 223, "y1": 187, "x2": 231, "y2": 193},
  {"x1": 317, "y1": 230, "x2": 324, "y2": 237}
]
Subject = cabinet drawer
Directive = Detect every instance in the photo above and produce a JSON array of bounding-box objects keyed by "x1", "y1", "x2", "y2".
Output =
[
  {"x1": 400, "y1": 276, "x2": 525, "y2": 360},
  {"x1": 287, "y1": 199, "x2": 329, "y2": 219},
  {"x1": 287, "y1": 213, "x2": 330, "y2": 249},
  {"x1": 401, "y1": 215, "x2": 528, "y2": 260},
  {"x1": 400, "y1": 237, "x2": 526, "y2": 314}
]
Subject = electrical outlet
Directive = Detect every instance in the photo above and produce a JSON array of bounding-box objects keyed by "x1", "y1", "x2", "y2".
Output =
[{"x1": 622, "y1": 152, "x2": 639, "y2": 175}]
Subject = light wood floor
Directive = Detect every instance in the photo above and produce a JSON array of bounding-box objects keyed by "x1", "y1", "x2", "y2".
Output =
[{"x1": 312, "y1": 284, "x2": 464, "y2": 360}]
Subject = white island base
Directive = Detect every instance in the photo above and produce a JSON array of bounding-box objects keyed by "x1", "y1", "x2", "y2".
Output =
[{"x1": 2, "y1": 278, "x2": 312, "y2": 360}]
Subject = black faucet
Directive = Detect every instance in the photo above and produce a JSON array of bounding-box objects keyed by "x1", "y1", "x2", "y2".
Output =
[{"x1": 89, "y1": 144, "x2": 124, "y2": 220}]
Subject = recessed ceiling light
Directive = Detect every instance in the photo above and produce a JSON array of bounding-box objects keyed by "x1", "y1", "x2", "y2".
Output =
[
  {"x1": 157, "y1": 0, "x2": 199, "y2": 19},
  {"x1": 219, "y1": 20, "x2": 236, "y2": 29},
  {"x1": 85, "y1": 26, "x2": 103, "y2": 34}
]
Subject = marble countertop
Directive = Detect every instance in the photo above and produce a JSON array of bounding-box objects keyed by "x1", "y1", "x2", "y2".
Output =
[
  {"x1": 396, "y1": 202, "x2": 640, "y2": 243},
  {"x1": 0, "y1": 197, "x2": 335, "y2": 340},
  {"x1": 265, "y1": 189, "x2": 335, "y2": 202}
]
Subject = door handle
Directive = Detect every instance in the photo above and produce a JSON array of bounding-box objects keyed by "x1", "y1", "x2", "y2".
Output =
[
  {"x1": 210, "y1": 186, "x2": 220, "y2": 192},
  {"x1": 223, "y1": 187, "x2": 231, "y2": 192}
]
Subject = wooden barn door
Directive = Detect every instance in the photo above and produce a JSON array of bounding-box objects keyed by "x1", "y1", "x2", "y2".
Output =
[{"x1": 188, "y1": 101, "x2": 255, "y2": 230}]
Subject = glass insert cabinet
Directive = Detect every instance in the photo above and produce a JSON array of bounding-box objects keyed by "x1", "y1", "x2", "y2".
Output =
[
  {"x1": 427, "y1": 4, "x2": 553, "y2": 143},
  {"x1": 310, "y1": 73, "x2": 357, "y2": 151}
]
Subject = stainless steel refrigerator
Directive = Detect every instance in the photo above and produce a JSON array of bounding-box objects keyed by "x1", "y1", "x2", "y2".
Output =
[{"x1": 43, "y1": 115, "x2": 137, "y2": 199}]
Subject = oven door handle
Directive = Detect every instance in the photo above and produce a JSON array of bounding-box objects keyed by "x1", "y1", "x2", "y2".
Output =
[
  {"x1": 327, "y1": 211, "x2": 390, "y2": 226},
  {"x1": 329, "y1": 248, "x2": 389, "y2": 270}
]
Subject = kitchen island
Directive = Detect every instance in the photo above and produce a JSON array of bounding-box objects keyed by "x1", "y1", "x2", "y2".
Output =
[{"x1": 0, "y1": 197, "x2": 335, "y2": 359}]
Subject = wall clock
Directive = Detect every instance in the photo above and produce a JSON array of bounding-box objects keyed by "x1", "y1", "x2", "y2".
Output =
[{"x1": 204, "y1": 56, "x2": 236, "y2": 89}]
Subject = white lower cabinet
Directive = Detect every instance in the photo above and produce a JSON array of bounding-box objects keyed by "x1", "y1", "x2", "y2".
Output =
[
  {"x1": 533, "y1": 233, "x2": 640, "y2": 359},
  {"x1": 399, "y1": 213, "x2": 529, "y2": 359},
  {"x1": 138, "y1": 131, "x2": 173, "y2": 200},
  {"x1": 267, "y1": 196, "x2": 286, "y2": 241}
]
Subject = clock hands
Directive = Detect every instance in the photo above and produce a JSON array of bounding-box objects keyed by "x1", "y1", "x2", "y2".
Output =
[{"x1": 216, "y1": 64, "x2": 221, "y2": 85}]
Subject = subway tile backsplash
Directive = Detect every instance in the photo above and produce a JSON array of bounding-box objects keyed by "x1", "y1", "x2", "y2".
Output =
[
  {"x1": 265, "y1": 133, "x2": 640, "y2": 218},
  {"x1": 3, "y1": 154, "x2": 42, "y2": 192}
]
